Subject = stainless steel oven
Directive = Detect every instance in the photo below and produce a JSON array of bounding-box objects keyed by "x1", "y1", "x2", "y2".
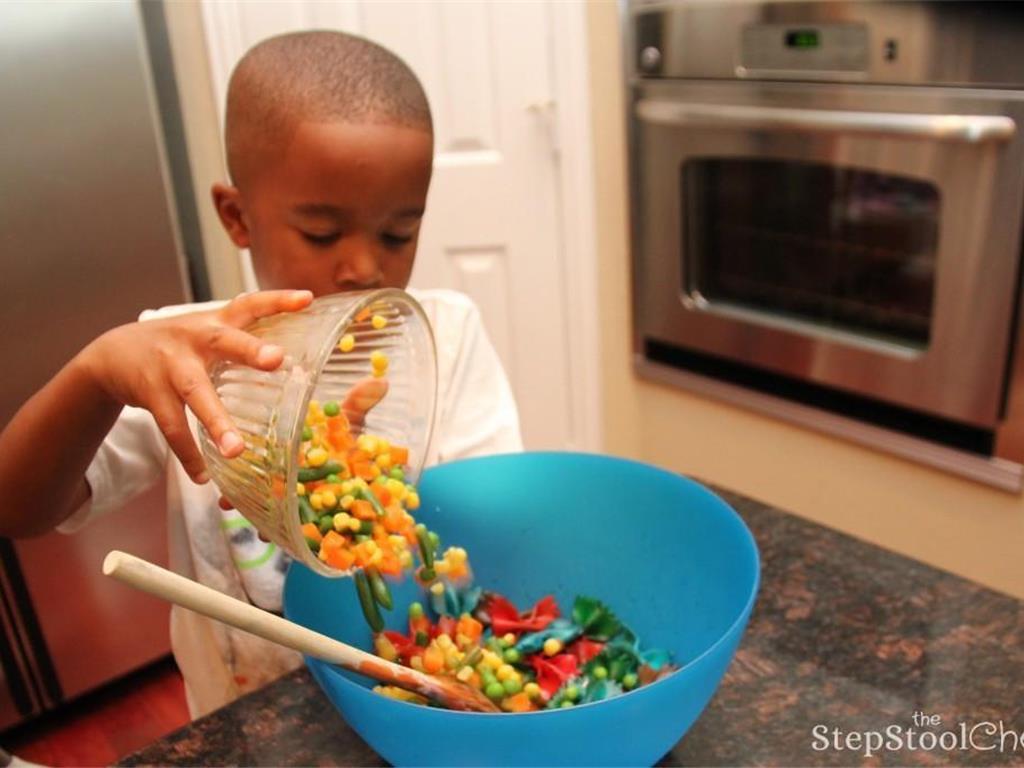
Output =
[{"x1": 626, "y1": 1, "x2": 1024, "y2": 490}]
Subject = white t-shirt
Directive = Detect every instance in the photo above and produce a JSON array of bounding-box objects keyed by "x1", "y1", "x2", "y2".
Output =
[{"x1": 59, "y1": 288, "x2": 522, "y2": 717}]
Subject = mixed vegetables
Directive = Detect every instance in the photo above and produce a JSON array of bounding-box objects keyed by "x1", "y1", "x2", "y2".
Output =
[{"x1": 293, "y1": 314, "x2": 675, "y2": 711}]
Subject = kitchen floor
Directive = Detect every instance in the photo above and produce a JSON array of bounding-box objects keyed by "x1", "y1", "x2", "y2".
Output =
[{"x1": 1, "y1": 656, "x2": 190, "y2": 767}]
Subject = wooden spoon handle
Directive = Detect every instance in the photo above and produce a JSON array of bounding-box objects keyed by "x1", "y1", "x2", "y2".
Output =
[{"x1": 101, "y1": 550, "x2": 499, "y2": 712}]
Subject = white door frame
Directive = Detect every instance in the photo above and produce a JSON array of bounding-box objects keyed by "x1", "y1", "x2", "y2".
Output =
[{"x1": 197, "y1": 0, "x2": 604, "y2": 453}]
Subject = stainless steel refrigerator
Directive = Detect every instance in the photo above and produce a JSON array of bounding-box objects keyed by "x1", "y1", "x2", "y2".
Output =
[{"x1": 0, "y1": 0, "x2": 208, "y2": 729}]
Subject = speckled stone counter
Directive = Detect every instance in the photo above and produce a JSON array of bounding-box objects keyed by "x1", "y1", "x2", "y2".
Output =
[{"x1": 120, "y1": 488, "x2": 1024, "y2": 767}]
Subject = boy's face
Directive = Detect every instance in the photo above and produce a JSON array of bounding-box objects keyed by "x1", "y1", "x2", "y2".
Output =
[{"x1": 213, "y1": 120, "x2": 434, "y2": 297}]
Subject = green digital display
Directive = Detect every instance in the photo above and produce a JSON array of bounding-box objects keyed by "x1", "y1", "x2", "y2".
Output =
[{"x1": 785, "y1": 29, "x2": 820, "y2": 49}]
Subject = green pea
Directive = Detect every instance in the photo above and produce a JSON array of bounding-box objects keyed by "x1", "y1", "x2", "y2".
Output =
[
  {"x1": 326, "y1": 473, "x2": 341, "y2": 484},
  {"x1": 414, "y1": 630, "x2": 429, "y2": 647},
  {"x1": 358, "y1": 520, "x2": 374, "y2": 535},
  {"x1": 560, "y1": 700, "x2": 574, "y2": 709},
  {"x1": 408, "y1": 602, "x2": 424, "y2": 619},
  {"x1": 323, "y1": 401, "x2": 340, "y2": 417},
  {"x1": 564, "y1": 685, "x2": 579, "y2": 702},
  {"x1": 502, "y1": 678, "x2": 522, "y2": 695},
  {"x1": 389, "y1": 467, "x2": 405, "y2": 481},
  {"x1": 592, "y1": 665, "x2": 608, "y2": 680},
  {"x1": 305, "y1": 536, "x2": 320, "y2": 552},
  {"x1": 622, "y1": 673, "x2": 638, "y2": 690},
  {"x1": 485, "y1": 681, "x2": 505, "y2": 701},
  {"x1": 301, "y1": 426, "x2": 313, "y2": 441},
  {"x1": 503, "y1": 648, "x2": 521, "y2": 664},
  {"x1": 317, "y1": 515, "x2": 334, "y2": 534}
]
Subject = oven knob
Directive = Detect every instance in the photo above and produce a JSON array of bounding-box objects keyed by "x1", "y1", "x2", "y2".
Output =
[{"x1": 640, "y1": 45, "x2": 662, "y2": 71}]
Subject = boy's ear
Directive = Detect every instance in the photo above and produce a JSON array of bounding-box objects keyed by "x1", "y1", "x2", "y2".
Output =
[{"x1": 211, "y1": 183, "x2": 251, "y2": 249}]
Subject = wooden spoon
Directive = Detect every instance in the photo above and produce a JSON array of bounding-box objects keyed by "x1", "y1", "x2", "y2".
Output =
[{"x1": 102, "y1": 550, "x2": 499, "y2": 713}]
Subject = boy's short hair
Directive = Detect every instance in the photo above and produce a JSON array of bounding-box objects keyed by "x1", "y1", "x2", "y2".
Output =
[{"x1": 225, "y1": 30, "x2": 432, "y2": 185}]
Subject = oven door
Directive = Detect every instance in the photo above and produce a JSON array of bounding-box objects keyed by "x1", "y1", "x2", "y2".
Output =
[{"x1": 633, "y1": 80, "x2": 1024, "y2": 429}]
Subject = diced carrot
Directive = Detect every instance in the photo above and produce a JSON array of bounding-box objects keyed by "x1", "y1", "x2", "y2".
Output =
[
  {"x1": 351, "y1": 499, "x2": 376, "y2": 520},
  {"x1": 389, "y1": 445, "x2": 409, "y2": 466},
  {"x1": 371, "y1": 485, "x2": 391, "y2": 506},
  {"x1": 271, "y1": 475, "x2": 286, "y2": 500},
  {"x1": 377, "y1": 550, "x2": 402, "y2": 577},
  {"x1": 325, "y1": 547, "x2": 355, "y2": 570},
  {"x1": 328, "y1": 430, "x2": 354, "y2": 452},
  {"x1": 320, "y1": 530, "x2": 345, "y2": 552},
  {"x1": 353, "y1": 461, "x2": 375, "y2": 481},
  {"x1": 301, "y1": 523, "x2": 322, "y2": 544},
  {"x1": 383, "y1": 505, "x2": 407, "y2": 534},
  {"x1": 456, "y1": 614, "x2": 483, "y2": 644},
  {"x1": 423, "y1": 645, "x2": 445, "y2": 674},
  {"x1": 348, "y1": 449, "x2": 370, "y2": 463},
  {"x1": 355, "y1": 307, "x2": 372, "y2": 322},
  {"x1": 503, "y1": 692, "x2": 534, "y2": 712}
]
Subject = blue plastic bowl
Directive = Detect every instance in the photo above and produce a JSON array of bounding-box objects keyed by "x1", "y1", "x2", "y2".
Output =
[{"x1": 284, "y1": 452, "x2": 760, "y2": 767}]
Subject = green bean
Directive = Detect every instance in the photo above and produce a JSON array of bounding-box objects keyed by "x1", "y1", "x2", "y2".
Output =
[
  {"x1": 416, "y1": 527, "x2": 435, "y2": 568},
  {"x1": 354, "y1": 572, "x2": 384, "y2": 632},
  {"x1": 366, "y1": 567, "x2": 393, "y2": 610},
  {"x1": 414, "y1": 630, "x2": 429, "y2": 647},
  {"x1": 317, "y1": 515, "x2": 334, "y2": 535},
  {"x1": 361, "y1": 486, "x2": 387, "y2": 517},
  {"x1": 298, "y1": 496, "x2": 318, "y2": 525},
  {"x1": 297, "y1": 462, "x2": 343, "y2": 483},
  {"x1": 358, "y1": 520, "x2": 374, "y2": 535},
  {"x1": 305, "y1": 536, "x2": 320, "y2": 552}
]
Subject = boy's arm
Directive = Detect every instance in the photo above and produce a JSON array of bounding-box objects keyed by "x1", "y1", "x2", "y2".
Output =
[{"x1": 0, "y1": 290, "x2": 312, "y2": 538}]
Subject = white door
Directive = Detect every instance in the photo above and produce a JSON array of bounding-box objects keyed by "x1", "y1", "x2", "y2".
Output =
[{"x1": 201, "y1": 0, "x2": 583, "y2": 451}]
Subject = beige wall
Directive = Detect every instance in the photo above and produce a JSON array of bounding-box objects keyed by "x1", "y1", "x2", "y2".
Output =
[{"x1": 586, "y1": 1, "x2": 1024, "y2": 599}]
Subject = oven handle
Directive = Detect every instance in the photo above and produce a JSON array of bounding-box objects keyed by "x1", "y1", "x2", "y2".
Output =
[{"x1": 636, "y1": 99, "x2": 1017, "y2": 143}]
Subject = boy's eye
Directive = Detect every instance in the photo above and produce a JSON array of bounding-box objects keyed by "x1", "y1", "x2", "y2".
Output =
[
  {"x1": 381, "y1": 232, "x2": 414, "y2": 248},
  {"x1": 301, "y1": 231, "x2": 341, "y2": 247}
]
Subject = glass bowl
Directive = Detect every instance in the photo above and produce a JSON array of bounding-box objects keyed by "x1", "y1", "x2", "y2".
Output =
[{"x1": 199, "y1": 289, "x2": 437, "y2": 577}]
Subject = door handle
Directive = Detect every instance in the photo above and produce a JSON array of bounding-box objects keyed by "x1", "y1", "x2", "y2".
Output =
[{"x1": 636, "y1": 99, "x2": 1017, "y2": 143}]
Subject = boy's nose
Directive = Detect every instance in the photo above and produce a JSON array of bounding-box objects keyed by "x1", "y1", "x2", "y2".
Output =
[{"x1": 333, "y1": 238, "x2": 382, "y2": 289}]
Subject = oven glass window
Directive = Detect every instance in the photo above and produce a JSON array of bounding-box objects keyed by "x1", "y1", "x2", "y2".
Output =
[{"x1": 683, "y1": 159, "x2": 940, "y2": 348}]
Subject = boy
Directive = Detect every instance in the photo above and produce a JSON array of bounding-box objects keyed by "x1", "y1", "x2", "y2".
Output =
[{"x1": 0, "y1": 31, "x2": 521, "y2": 716}]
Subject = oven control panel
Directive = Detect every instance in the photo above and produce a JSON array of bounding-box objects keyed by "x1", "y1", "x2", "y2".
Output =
[{"x1": 739, "y1": 23, "x2": 869, "y2": 76}]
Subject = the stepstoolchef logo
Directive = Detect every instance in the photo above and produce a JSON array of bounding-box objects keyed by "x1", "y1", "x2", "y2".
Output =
[{"x1": 811, "y1": 711, "x2": 1024, "y2": 758}]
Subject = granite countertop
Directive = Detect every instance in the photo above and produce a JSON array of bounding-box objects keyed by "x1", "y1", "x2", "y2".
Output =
[{"x1": 121, "y1": 488, "x2": 1024, "y2": 767}]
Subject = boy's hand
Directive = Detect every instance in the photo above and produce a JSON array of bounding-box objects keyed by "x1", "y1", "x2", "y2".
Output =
[{"x1": 80, "y1": 290, "x2": 313, "y2": 483}]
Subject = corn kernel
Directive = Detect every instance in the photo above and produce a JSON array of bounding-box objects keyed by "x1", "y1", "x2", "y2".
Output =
[
  {"x1": 371, "y1": 314, "x2": 387, "y2": 330},
  {"x1": 370, "y1": 350, "x2": 388, "y2": 371},
  {"x1": 436, "y1": 634, "x2": 453, "y2": 650},
  {"x1": 389, "y1": 534, "x2": 407, "y2": 550},
  {"x1": 338, "y1": 334, "x2": 355, "y2": 353},
  {"x1": 340, "y1": 480, "x2": 354, "y2": 495},
  {"x1": 524, "y1": 682, "x2": 541, "y2": 699},
  {"x1": 483, "y1": 650, "x2": 503, "y2": 670},
  {"x1": 356, "y1": 434, "x2": 377, "y2": 454},
  {"x1": 399, "y1": 551, "x2": 414, "y2": 569},
  {"x1": 333, "y1": 512, "x2": 351, "y2": 532},
  {"x1": 502, "y1": 633, "x2": 516, "y2": 646},
  {"x1": 543, "y1": 638, "x2": 562, "y2": 656},
  {"x1": 377, "y1": 438, "x2": 390, "y2": 453},
  {"x1": 406, "y1": 492, "x2": 420, "y2": 510},
  {"x1": 434, "y1": 560, "x2": 451, "y2": 575},
  {"x1": 306, "y1": 447, "x2": 328, "y2": 467},
  {"x1": 296, "y1": 482, "x2": 306, "y2": 496},
  {"x1": 445, "y1": 652, "x2": 461, "y2": 670},
  {"x1": 430, "y1": 581, "x2": 445, "y2": 596},
  {"x1": 340, "y1": 494, "x2": 355, "y2": 510},
  {"x1": 410, "y1": 656, "x2": 424, "y2": 672},
  {"x1": 456, "y1": 666, "x2": 474, "y2": 683},
  {"x1": 370, "y1": 464, "x2": 381, "y2": 478},
  {"x1": 320, "y1": 490, "x2": 337, "y2": 509},
  {"x1": 496, "y1": 664, "x2": 515, "y2": 682},
  {"x1": 348, "y1": 518, "x2": 361, "y2": 532},
  {"x1": 309, "y1": 493, "x2": 324, "y2": 511},
  {"x1": 385, "y1": 478, "x2": 406, "y2": 500},
  {"x1": 375, "y1": 453, "x2": 392, "y2": 469}
]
